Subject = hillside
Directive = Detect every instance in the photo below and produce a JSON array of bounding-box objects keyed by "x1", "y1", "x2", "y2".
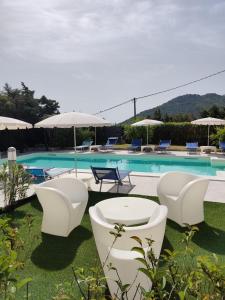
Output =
[{"x1": 123, "y1": 93, "x2": 225, "y2": 123}]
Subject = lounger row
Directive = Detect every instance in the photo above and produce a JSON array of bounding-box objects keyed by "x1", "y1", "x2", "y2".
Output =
[
  {"x1": 75, "y1": 137, "x2": 118, "y2": 152},
  {"x1": 75, "y1": 138, "x2": 172, "y2": 152},
  {"x1": 76, "y1": 137, "x2": 225, "y2": 153}
]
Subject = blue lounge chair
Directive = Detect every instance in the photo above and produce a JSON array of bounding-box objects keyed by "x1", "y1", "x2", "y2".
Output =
[
  {"x1": 91, "y1": 166, "x2": 131, "y2": 192},
  {"x1": 76, "y1": 139, "x2": 93, "y2": 151},
  {"x1": 101, "y1": 137, "x2": 118, "y2": 151},
  {"x1": 129, "y1": 139, "x2": 142, "y2": 151},
  {"x1": 158, "y1": 140, "x2": 171, "y2": 153},
  {"x1": 25, "y1": 167, "x2": 74, "y2": 183},
  {"x1": 186, "y1": 142, "x2": 199, "y2": 154},
  {"x1": 219, "y1": 141, "x2": 225, "y2": 153}
]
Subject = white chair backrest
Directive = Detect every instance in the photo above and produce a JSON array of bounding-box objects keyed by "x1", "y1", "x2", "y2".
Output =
[
  {"x1": 90, "y1": 205, "x2": 167, "y2": 253},
  {"x1": 160, "y1": 172, "x2": 198, "y2": 196},
  {"x1": 39, "y1": 177, "x2": 88, "y2": 203}
]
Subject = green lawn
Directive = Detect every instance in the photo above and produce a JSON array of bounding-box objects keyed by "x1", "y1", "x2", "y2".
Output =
[{"x1": 4, "y1": 192, "x2": 225, "y2": 299}]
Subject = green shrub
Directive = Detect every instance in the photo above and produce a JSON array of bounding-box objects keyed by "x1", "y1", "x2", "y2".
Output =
[
  {"x1": 211, "y1": 127, "x2": 225, "y2": 146},
  {"x1": 122, "y1": 123, "x2": 218, "y2": 146},
  {"x1": 0, "y1": 218, "x2": 32, "y2": 299},
  {"x1": 0, "y1": 163, "x2": 32, "y2": 209},
  {"x1": 66, "y1": 225, "x2": 225, "y2": 300}
]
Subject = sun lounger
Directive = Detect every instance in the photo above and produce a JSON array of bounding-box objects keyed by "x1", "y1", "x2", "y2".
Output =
[
  {"x1": 186, "y1": 142, "x2": 198, "y2": 154},
  {"x1": 91, "y1": 166, "x2": 131, "y2": 192},
  {"x1": 25, "y1": 167, "x2": 74, "y2": 183},
  {"x1": 157, "y1": 140, "x2": 171, "y2": 153},
  {"x1": 76, "y1": 140, "x2": 93, "y2": 151},
  {"x1": 219, "y1": 141, "x2": 225, "y2": 153},
  {"x1": 128, "y1": 138, "x2": 142, "y2": 151},
  {"x1": 100, "y1": 137, "x2": 118, "y2": 152}
]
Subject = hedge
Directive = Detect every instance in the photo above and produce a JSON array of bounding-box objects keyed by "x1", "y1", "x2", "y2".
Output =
[
  {"x1": 123, "y1": 123, "x2": 217, "y2": 146},
  {"x1": 0, "y1": 123, "x2": 219, "y2": 153}
]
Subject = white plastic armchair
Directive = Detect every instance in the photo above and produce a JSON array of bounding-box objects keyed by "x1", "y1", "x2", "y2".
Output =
[
  {"x1": 157, "y1": 172, "x2": 209, "y2": 227},
  {"x1": 35, "y1": 177, "x2": 88, "y2": 237},
  {"x1": 89, "y1": 204, "x2": 167, "y2": 299}
]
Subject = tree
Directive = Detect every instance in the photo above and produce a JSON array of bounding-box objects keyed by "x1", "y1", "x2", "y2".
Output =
[
  {"x1": 163, "y1": 113, "x2": 171, "y2": 122},
  {"x1": 38, "y1": 96, "x2": 59, "y2": 120},
  {"x1": 153, "y1": 108, "x2": 161, "y2": 120},
  {"x1": 200, "y1": 109, "x2": 209, "y2": 118},
  {"x1": 0, "y1": 82, "x2": 60, "y2": 123},
  {"x1": 208, "y1": 105, "x2": 221, "y2": 118},
  {"x1": 200, "y1": 105, "x2": 225, "y2": 119}
]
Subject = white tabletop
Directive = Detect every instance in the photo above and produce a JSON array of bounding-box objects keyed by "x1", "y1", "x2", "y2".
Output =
[{"x1": 96, "y1": 197, "x2": 158, "y2": 226}]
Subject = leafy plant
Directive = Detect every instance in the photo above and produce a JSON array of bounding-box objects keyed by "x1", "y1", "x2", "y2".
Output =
[
  {"x1": 211, "y1": 127, "x2": 225, "y2": 146},
  {"x1": 0, "y1": 163, "x2": 32, "y2": 208},
  {"x1": 67, "y1": 225, "x2": 225, "y2": 300},
  {"x1": 71, "y1": 224, "x2": 126, "y2": 300},
  {"x1": 0, "y1": 217, "x2": 32, "y2": 299}
]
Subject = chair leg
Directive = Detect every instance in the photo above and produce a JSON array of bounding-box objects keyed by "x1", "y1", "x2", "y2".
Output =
[
  {"x1": 100, "y1": 181, "x2": 103, "y2": 192},
  {"x1": 117, "y1": 182, "x2": 119, "y2": 193},
  {"x1": 128, "y1": 175, "x2": 131, "y2": 185}
]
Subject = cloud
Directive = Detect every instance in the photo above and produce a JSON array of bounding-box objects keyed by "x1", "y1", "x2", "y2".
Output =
[
  {"x1": 0, "y1": 0, "x2": 189, "y2": 63},
  {"x1": 0, "y1": 0, "x2": 225, "y2": 122}
]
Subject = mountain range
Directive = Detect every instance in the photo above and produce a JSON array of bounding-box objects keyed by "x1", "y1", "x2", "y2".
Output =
[{"x1": 123, "y1": 93, "x2": 225, "y2": 123}]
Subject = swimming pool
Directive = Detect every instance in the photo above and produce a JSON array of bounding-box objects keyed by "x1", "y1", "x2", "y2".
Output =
[{"x1": 16, "y1": 153, "x2": 225, "y2": 176}]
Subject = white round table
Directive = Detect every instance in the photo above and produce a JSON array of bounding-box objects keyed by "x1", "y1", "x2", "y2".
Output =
[{"x1": 96, "y1": 197, "x2": 159, "y2": 226}]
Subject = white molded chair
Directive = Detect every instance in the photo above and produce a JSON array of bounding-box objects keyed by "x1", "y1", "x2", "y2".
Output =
[
  {"x1": 89, "y1": 204, "x2": 167, "y2": 299},
  {"x1": 35, "y1": 177, "x2": 88, "y2": 237},
  {"x1": 157, "y1": 172, "x2": 209, "y2": 227}
]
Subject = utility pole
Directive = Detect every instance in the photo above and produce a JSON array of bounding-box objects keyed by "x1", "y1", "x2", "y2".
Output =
[{"x1": 133, "y1": 98, "x2": 137, "y2": 119}]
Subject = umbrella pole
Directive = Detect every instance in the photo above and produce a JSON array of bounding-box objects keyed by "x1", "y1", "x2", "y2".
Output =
[
  {"x1": 73, "y1": 126, "x2": 77, "y2": 177},
  {"x1": 95, "y1": 127, "x2": 96, "y2": 145},
  {"x1": 147, "y1": 126, "x2": 149, "y2": 145},
  {"x1": 208, "y1": 125, "x2": 210, "y2": 146}
]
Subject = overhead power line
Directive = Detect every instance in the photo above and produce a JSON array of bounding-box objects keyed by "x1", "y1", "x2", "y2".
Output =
[
  {"x1": 95, "y1": 68, "x2": 225, "y2": 116},
  {"x1": 95, "y1": 98, "x2": 133, "y2": 115},
  {"x1": 136, "y1": 69, "x2": 225, "y2": 100}
]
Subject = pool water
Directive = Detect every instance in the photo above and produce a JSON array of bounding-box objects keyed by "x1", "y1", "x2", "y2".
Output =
[{"x1": 16, "y1": 153, "x2": 225, "y2": 176}]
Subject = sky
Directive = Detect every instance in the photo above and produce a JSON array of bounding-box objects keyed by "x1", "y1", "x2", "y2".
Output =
[{"x1": 0, "y1": 0, "x2": 225, "y2": 123}]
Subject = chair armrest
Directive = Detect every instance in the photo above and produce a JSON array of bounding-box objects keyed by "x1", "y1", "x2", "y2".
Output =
[{"x1": 178, "y1": 178, "x2": 209, "y2": 206}]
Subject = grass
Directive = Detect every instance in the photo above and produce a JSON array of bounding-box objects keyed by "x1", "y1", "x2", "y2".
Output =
[{"x1": 4, "y1": 192, "x2": 225, "y2": 299}]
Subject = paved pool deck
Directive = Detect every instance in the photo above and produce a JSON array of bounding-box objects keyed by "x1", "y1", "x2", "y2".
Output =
[
  {"x1": 57, "y1": 148, "x2": 225, "y2": 203},
  {"x1": 76, "y1": 170, "x2": 225, "y2": 204},
  {"x1": 0, "y1": 149, "x2": 225, "y2": 207}
]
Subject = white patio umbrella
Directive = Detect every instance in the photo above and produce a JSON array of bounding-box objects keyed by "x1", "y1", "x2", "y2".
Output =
[
  {"x1": 191, "y1": 117, "x2": 225, "y2": 146},
  {"x1": 35, "y1": 112, "x2": 111, "y2": 175},
  {"x1": 131, "y1": 119, "x2": 163, "y2": 145},
  {"x1": 0, "y1": 116, "x2": 32, "y2": 130}
]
